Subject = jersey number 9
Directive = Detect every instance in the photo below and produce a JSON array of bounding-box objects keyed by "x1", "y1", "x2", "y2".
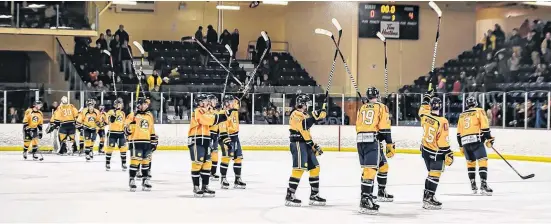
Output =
[{"x1": 361, "y1": 110, "x2": 375, "y2": 125}]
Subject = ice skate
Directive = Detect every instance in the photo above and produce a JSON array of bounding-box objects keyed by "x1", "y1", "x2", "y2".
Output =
[
  {"x1": 136, "y1": 171, "x2": 143, "y2": 179},
  {"x1": 32, "y1": 153, "x2": 39, "y2": 161},
  {"x1": 121, "y1": 163, "x2": 127, "y2": 171},
  {"x1": 309, "y1": 193, "x2": 326, "y2": 206},
  {"x1": 470, "y1": 180, "x2": 478, "y2": 194},
  {"x1": 359, "y1": 194, "x2": 379, "y2": 215},
  {"x1": 422, "y1": 190, "x2": 442, "y2": 210},
  {"x1": 221, "y1": 177, "x2": 230, "y2": 189},
  {"x1": 193, "y1": 186, "x2": 204, "y2": 198},
  {"x1": 129, "y1": 178, "x2": 137, "y2": 192},
  {"x1": 142, "y1": 178, "x2": 152, "y2": 191},
  {"x1": 98, "y1": 149, "x2": 105, "y2": 155},
  {"x1": 105, "y1": 164, "x2": 111, "y2": 171},
  {"x1": 285, "y1": 192, "x2": 301, "y2": 207},
  {"x1": 202, "y1": 185, "x2": 215, "y2": 197},
  {"x1": 234, "y1": 177, "x2": 246, "y2": 189},
  {"x1": 480, "y1": 181, "x2": 493, "y2": 196},
  {"x1": 210, "y1": 173, "x2": 220, "y2": 181},
  {"x1": 23, "y1": 151, "x2": 27, "y2": 160},
  {"x1": 377, "y1": 188, "x2": 394, "y2": 202},
  {"x1": 85, "y1": 154, "x2": 91, "y2": 162}
]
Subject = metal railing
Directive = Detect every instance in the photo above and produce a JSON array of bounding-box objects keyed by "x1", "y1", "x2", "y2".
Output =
[{"x1": 2, "y1": 90, "x2": 550, "y2": 130}]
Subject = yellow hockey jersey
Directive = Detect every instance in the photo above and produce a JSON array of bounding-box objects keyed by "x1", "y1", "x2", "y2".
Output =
[
  {"x1": 226, "y1": 109, "x2": 239, "y2": 136},
  {"x1": 289, "y1": 109, "x2": 326, "y2": 144},
  {"x1": 457, "y1": 107, "x2": 491, "y2": 146},
  {"x1": 107, "y1": 109, "x2": 126, "y2": 134},
  {"x1": 125, "y1": 111, "x2": 156, "y2": 144},
  {"x1": 23, "y1": 109, "x2": 44, "y2": 129},
  {"x1": 77, "y1": 108, "x2": 101, "y2": 130},
  {"x1": 418, "y1": 104, "x2": 450, "y2": 152},
  {"x1": 53, "y1": 104, "x2": 79, "y2": 127},
  {"x1": 356, "y1": 102, "x2": 392, "y2": 143}
]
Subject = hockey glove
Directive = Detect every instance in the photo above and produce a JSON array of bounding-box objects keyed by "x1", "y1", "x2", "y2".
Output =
[
  {"x1": 444, "y1": 151, "x2": 454, "y2": 166},
  {"x1": 484, "y1": 137, "x2": 494, "y2": 148},
  {"x1": 459, "y1": 147, "x2": 465, "y2": 155},
  {"x1": 313, "y1": 144, "x2": 323, "y2": 156},
  {"x1": 385, "y1": 143, "x2": 395, "y2": 158},
  {"x1": 422, "y1": 89, "x2": 434, "y2": 104},
  {"x1": 38, "y1": 132, "x2": 43, "y2": 139}
]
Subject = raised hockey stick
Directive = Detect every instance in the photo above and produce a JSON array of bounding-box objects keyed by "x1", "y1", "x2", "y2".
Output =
[
  {"x1": 222, "y1": 44, "x2": 233, "y2": 99},
  {"x1": 240, "y1": 31, "x2": 270, "y2": 100},
  {"x1": 131, "y1": 41, "x2": 147, "y2": 100},
  {"x1": 192, "y1": 37, "x2": 243, "y2": 86},
  {"x1": 491, "y1": 147, "x2": 535, "y2": 179},
  {"x1": 376, "y1": 32, "x2": 389, "y2": 97},
  {"x1": 427, "y1": 1, "x2": 442, "y2": 91},
  {"x1": 102, "y1": 50, "x2": 117, "y2": 97},
  {"x1": 315, "y1": 28, "x2": 364, "y2": 103},
  {"x1": 323, "y1": 18, "x2": 343, "y2": 103}
]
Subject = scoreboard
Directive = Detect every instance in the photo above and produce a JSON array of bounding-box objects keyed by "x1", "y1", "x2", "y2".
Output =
[{"x1": 358, "y1": 3, "x2": 419, "y2": 40}]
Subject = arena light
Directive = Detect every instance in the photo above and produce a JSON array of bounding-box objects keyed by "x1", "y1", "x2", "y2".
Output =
[
  {"x1": 523, "y1": 1, "x2": 551, "y2": 6},
  {"x1": 112, "y1": 1, "x2": 137, "y2": 5},
  {"x1": 26, "y1": 4, "x2": 46, "y2": 8},
  {"x1": 263, "y1": 1, "x2": 288, "y2": 5},
  {"x1": 216, "y1": 5, "x2": 241, "y2": 10},
  {"x1": 0, "y1": 15, "x2": 12, "y2": 19}
]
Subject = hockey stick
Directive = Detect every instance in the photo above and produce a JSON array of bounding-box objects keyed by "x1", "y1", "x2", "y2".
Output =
[
  {"x1": 315, "y1": 28, "x2": 363, "y2": 102},
  {"x1": 491, "y1": 146, "x2": 535, "y2": 179},
  {"x1": 192, "y1": 37, "x2": 243, "y2": 86},
  {"x1": 102, "y1": 50, "x2": 117, "y2": 97},
  {"x1": 239, "y1": 31, "x2": 270, "y2": 100},
  {"x1": 222, "y1": 44, "x2": 233, "y2": 99},
  {"x1": 131, "y1": 41, "x2": 146, "y2": 100},
  {"x1": 376, "y1": 32, "x2": 389, "y2": 97},
  {"x1": 323, "y1": 18, "x2": 342, "y2": 103},
  {"x1": 427, "y1": 1, "x2": 442, "y2": 91}
]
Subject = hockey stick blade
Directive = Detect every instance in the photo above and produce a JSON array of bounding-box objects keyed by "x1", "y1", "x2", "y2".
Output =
[
  {"x1": 102, "y1": 49, "x2": 111, "y2": 56},
  {"x1": 522, "y1": 174, "x2": 535, "y2": 180},
  {"x1": 261, "y1": 31, "x2": 269, "y2": 41},
  {"x1": 314, "y1": 28, "x2": 333, "y2": 38},
  {"x1": 331, "y1": 18, "x2": 342, "y2": 31},
  {"x1": 376, "y1": 32, "x2": 386, "y2": 42},
  {"x1": 224, "y1": 44, "x2": 233, "y2": 57},
  {"x1": 429, "y1": 1, "x2": 442, "y2": 17},
  {"x1": 133, "y1": 41, "x2": 145, "y2": 54}
]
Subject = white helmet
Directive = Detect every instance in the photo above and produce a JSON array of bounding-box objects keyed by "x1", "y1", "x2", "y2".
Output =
[{"x1": 61, "y1": 96, "x2": 68, "y2": 104}]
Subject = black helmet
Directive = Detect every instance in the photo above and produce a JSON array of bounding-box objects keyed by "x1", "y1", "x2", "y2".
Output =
[
  {"x1": 223, "y1": 94, "x2": 237, "y2": 103},
  {"x1": 136, "y1": 97, "x2": 147, "y2": 108},
  {"x1": 430, "y1": 97, "x2": 442, "y2": 111},
  {"x1": 194, "y1": 93, "x2": 208, "y2": 106},
  {"x1": 366, "y1": 87, "x2": 380, "y2": 100},
  {"x1": 295, "y1": 94, "x2": 310, "y2": 108},
  {"x1": 86, "y1": 98, "x2": 96, "y2": 106},
  {"x1": 466, "y1": 96, "x2": 478, "y2": 109},
  {"x1": 114, "y1": 99, "x2": 123, "y2": 108},
  {"x1": 207, "y1": 93, "x2": 218, "y2": 103}
]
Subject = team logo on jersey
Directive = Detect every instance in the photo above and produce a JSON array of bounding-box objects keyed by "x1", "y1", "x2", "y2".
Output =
[
  {"x1": 87, "y1": 116, "x2": 95, "y2": 122},
  {"x1": 32, "y1": 116, "x2": 39, "y2": 122},
  {"x1": 116, "y1": 116, "x2": 123, "y2": 122},
  {"x1": 140, "y1": 119, "x2": 149, "y2": 129}
]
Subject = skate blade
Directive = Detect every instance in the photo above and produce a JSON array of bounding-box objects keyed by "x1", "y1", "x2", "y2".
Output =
[
  {"x1": 359, "y1": 208, "x2": 379, "y2": 215},
  {"x1": 129, "y1": 187, "x2": 137, "y2": 192},
  {"x1": 194, "y1": 193, "x2": 204, "y2": 198},
  {"x1": 221, "y1": 185, "x2": 229, "y2": 189},
  {"x1": 377, "y1": 197, "x2": 394, "y2": 202},
  {"x1": 308, "y1": 201, "x2": 326, "y2": 206},
  {"x1": 285, "y1": 201, "x2": 302, "y2": 207},
  {"x1": 210, "y1": 177, "x2": 220, "y2": 181},
  {"x1": 234, "y1": 185, "x2": 246, "y2": 189},
  {"x1": 480, "y1": 191, "x2": 493, "y2": 196},
  {"x1": 203, "y1": 193, "x2": 215, "y2": 198},
  {"x1": 422, "y1": 203, "x2": 442, "y2": 210},
  {"x1": 472, "y1": 190, "x2": 478, "y2": 194},
  {"x1": 142, "y1": 187, "x2": 151, "y2": 191}
]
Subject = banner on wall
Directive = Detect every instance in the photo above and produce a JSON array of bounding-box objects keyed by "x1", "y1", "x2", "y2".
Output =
[{"x1": 380, "y1": 21, "x2": 400, "y2": 38}]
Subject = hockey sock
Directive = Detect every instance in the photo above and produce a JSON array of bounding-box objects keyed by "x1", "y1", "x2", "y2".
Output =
[
  {"x1": 129, "y1": 159, "x2": 140, "y2": 178},
  {"x1": 233, "y1": 158, "x2": 242, "y2": 178},
  {"x1": 201, "y1": 170, "x2": 210, "y2": 186},
  {"x1": 79, "y1": 141, "x2": 84, "y2": 151},
  {"x1": 121, "y1": 152, "x2": 127, "y2": 165},
  {"x1": 140, "y1": 162, "x2": 150, "y2": 178},
  {"x1": 288, "y1": 169, "x2": 304, "y2": 193},
  {"x1": 309, "y1": 167, "x2": 320, "y2": 195},
  {"x1": 99, "y1": 141, "x2": 104, "y2": 152},
  {"x1": 362, "y1": 168, "x2": 376, "y2": 195},
  {"x1": 478, "y1": 159, "x2": 488, "y2": 181},
  {"x1": 467, "y1": 160, "x2": 476, "y2": 182},
  {"x1": 31, "y1": 145, "x2": 38, "y2": 154},
  {"x1": 106, "y1": 153, "x2": 112, "y2": 165},
  {"x1": 72, "y1": 142, "x2": 78, "y2": 152},
  {"x1": 425, "y1": 171, "x2": 441, "y2": 193},
  {"x1": 59, "y1": 142, "x2": 66, "y2": 154},
  {"x1": 220, "y1": 157, "x2": 230, "y2": 177},
  {"x1": 191, "y1": 162, "x2": 202, "y2": 187},
  {"x1": 377, "y1": 172, "x2": 388, "y2": 191}
]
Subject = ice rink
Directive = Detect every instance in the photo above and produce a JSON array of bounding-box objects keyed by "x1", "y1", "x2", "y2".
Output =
[{"x1": 0, "y1": 151, "x2": 550, "y2": 223}]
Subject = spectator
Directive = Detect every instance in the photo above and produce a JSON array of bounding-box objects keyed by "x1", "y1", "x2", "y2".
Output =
[
  {"x1": 452, "y1": 74, "x2": 461, "y2": 94},
  {"x1": 219, "y1": 29, "x2": 231, "y2": 46},
  {"x1": 519, "y1": 19, "x2": 531, "y2": 37},
  {"x1": 523, "y1": 31, "x2": 538, "y2": 64},
  {"x1": 483, "y1": 53, "x2": 497, "y2": 74},
  {"x1": 436, "y1": 74, "x2": 446, "y2": 93},
  {"x1": 507, "y1": 51, "x2": 520, "y2": 82},
  {"x1": 254, "y1": 31, "x2": 271, "y2": 64},
  {"x1": 50, "y1": 101, "x2": 58, "y2": 112},
  {"x1": 493, "y1": 24, "x2": 506, "y2": 47},
  {"x1": 96, "y1": 80, "x2": 108, "y2": 93},
  {"x1": 531, "y1": 51, "x2": 541, "y2": 67},
  {"x1": 114, "y1": 24, "x2": 129, "y2": 43},
  {"x1": 541, "y1": 32, "x2": 551, "y2": 63},
  {"x1": 110, "y1": 34, "x2": 121, "y2": 65},
  {"x1": 260, "y1": 59, "x2": 270, "y2": 76},
  {"x1": 149, "y1": 86, "x2": 162, "y2": 122},
  {"x1": 96, "y1": 33, "x2": 107, "y2": 51},
  {"x1": 481, "y1": 29, "x2": 496, "y2": 51},
  {"x1": 497, "y1": 53, "x2": 509, "y2": 80},
  {"x1": 263, "y1": 107, "x2": 281, "y2": 124},
  {"x1": 206, "y1": 25, "x2": 218, "y2": 44},
  {"x1": 120, "y1": 41, "x2": 133, "y2": 75},
  {"x1": 257, "y1": 73, "x2": 271, "y2": 86},
  {"x1": 531, "y1": 64, "x2": 549, "y2": 82},
  {"x1": 508, "y1": 28, "x2": 523, "y2": 47},
  {"x1": 7, "y1": 107, "x2": 18, "y2": 123},
  {"x1": 270, "y1": 55, "x2": 281, "y2": 79},
  {"x1": 231, "y1": 29, "x2": 240, "y2": 59},
  {"x1": 147, "y1": 69, "x2": 163, "y2": 91},
  {"x1": 194, "y1": 26, "x2": 204, "y2": 42},
  {"x1": 105, "y1": 29, "x2": 113, "y2": 51},
  {"x1": 195, "y1": 26, "x2": 208, "y2": 65}
]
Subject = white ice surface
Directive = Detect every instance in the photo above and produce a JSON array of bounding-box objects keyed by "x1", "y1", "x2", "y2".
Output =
[{"x1": 0, "y1": 151, "x2": 550, "y2": 223}]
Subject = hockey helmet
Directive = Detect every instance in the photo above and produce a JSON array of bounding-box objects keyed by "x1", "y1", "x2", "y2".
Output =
[
  {"x1": 114, "y1": 99, "x2": 123, "y2": 109},
  {"x1": 136, "y1": 97, "x2": 148, "y2": 110},
  {"x1": 86, "y1": 98, "x2": 96, "y2": 106},
  {"x1": 366, "y1": 87, "x2": 380, "y2": 100},
  {"x1": 295, "y1": 94, "x2": 310, "y2": 108},
  {"x1": 33, "y1": 100, "x2": 43, "y2": 109},
  {"x1": 430, "y1": 97, "x2": 443, "y2": 111},
  {"x1": 194, "y1": 93, "x2": 208, "y2": 107},
  {"x1": 466, "y1": 96, "x2": 478, "y2": 109},
  {"x1": 99, "y1": 105, "x2": 105, "y2": 112},
  {"x1": 207, "y1": 93, "x2": 218, "y2": 104},
  {"x1": 61, "y1": 96, "x2": 68, "y2": 104}
]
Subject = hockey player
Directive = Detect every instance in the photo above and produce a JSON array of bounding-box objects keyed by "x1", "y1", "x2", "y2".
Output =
[
  {"x1": 47, "y1": 96, "x2": 78, "y2": 155},
  {"x1": 23, "y1": 101, "x2": 44, "y2": 160},
  {"x1": 208, "y1": 94, "x2": 221, "y2": 180},
  {"x1": 188, "y1": 93, "x2": 229, "y2": 197},
  {"x1": 356, "y1": 87, "x2": 395, "y2": 214},
  {"x1": 125, "y1": 98, "x2": 157, "y2": 191},
  {"x1": 105, "y1": 99, "x2": 128, "y2": 171},
  {"x1": 77, "y1": 99, "x2": 102, "y2": 161},
  {"x1": 457, "y1": 96, "x2": 494, "y2": 195},
  {"x1": 418, "y1": 90, "x2": 454, "y2": 210},
  {"x1": 219, "y1": 94, "x2": 247, "y2": 189},
  {"x1": 285, "y1": 94, "x2": 327, "y2": 207},
  {"x1": 96, "y1": 105, "x2": 107, "y2": 155}
]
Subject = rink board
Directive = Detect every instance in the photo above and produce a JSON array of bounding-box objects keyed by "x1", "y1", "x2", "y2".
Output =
[{"x1": 1, "y1": 124, "x2": 550, "y2": 162}]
